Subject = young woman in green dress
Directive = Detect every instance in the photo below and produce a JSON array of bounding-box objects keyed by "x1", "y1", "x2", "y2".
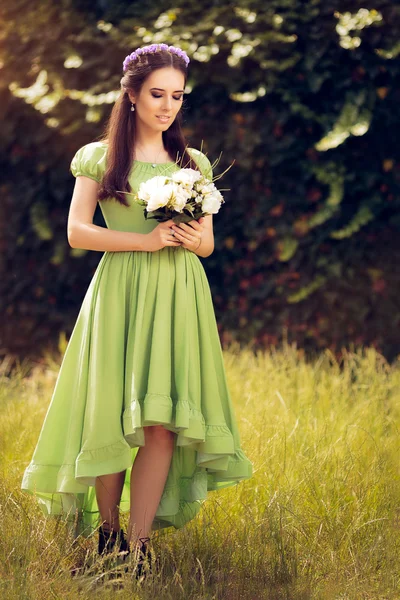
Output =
[{"x1": 21, "y1": 43, "x2": 252, "y2": 579}]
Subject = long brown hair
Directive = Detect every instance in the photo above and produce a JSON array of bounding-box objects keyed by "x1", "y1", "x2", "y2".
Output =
[{"x1": 96, "y1": 49, "x2": 200, "y2": 206}]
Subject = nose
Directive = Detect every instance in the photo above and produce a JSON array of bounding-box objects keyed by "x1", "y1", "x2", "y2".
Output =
[{"x1": 163, "y1": 97, "x2": 173, "y2": 111}]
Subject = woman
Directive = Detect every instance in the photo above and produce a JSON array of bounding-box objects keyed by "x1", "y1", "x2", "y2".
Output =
[{"x1": 21, "y1": 43, "x2": 253, "y2": 579}]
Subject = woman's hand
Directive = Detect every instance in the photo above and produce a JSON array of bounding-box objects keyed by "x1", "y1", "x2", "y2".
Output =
[
  {"x1": 145, "y1": 219, "x2": 183, "y2": 252},
  {"x1": 171, "y1": 218, "x2": 204, "y2": 252}
]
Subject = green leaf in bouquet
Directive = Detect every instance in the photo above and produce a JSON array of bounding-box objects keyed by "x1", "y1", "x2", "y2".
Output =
[
  {"x1": 144, "y1": 208, "x2": 171, "y2": 221},
  {"x1": 172, "y1": 207, "x2": 208, "y2": 225},
  {"x1": 172, "y1": 213, "x2": 197, "y2": 225},
  {"x1": 185, "y1": 205, "x2": 195, "y2": 216}
]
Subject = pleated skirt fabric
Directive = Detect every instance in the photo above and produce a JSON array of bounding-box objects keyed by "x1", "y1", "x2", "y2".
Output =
[{"x1": 21, "y1": 245, "x2": 253, "y2": 535}]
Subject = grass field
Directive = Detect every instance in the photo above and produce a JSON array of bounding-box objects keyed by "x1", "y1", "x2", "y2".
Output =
[{"x1": 1, "y1": 343, "x2": 399, "y2": 599}]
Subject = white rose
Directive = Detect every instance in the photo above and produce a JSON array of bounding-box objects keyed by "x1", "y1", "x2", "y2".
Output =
[
  {"x1": 138, "y1": 175, "x2": 170, "y2": 202},
  {"x1": 170, "y1": 184, "x2": 191, "y2": 212},
  {"x1": 147, "y1": 183, "x2": 176, "y2": 212},
  {"x1": 171, "y1": 168, "x2": 202, "y2": 187},
  {"x1": 198, "y1": 181, "x2": 216, "y2": 196},
  {"x1": 202, "y1": 191, "x2": 223, "y2": 214}
]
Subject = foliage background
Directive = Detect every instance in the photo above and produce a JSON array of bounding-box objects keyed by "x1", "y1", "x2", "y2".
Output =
[{"x1": 1, "y1": 0, "x2": 400, "y2": 361}]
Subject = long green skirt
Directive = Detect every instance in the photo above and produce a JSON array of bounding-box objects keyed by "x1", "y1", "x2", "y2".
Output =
[{"x1": 21, "y1": 246, "x2": 253, "y2": 537}]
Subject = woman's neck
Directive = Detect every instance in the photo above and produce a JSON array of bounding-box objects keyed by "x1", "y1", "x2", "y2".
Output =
[
  {"x1": 134, "y1": 127, "x2": 164, "y2": 151},
  {"x1": 134, "y1": 129, "x2": 172, "y2": 162}
]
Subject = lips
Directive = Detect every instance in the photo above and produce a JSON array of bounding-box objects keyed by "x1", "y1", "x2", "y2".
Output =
[{"x1": 156, "y1": 116, "x2": 171, "y2": 122}]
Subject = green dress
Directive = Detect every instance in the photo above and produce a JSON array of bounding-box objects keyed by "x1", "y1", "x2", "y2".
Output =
[{"x1": 21, "y1": 141, "x2": 253, "y2": 537}]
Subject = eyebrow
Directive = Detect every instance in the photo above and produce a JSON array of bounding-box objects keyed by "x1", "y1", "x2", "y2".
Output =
[{"x1": 150, "y1": 87, "x2": 185, "y2": 93}]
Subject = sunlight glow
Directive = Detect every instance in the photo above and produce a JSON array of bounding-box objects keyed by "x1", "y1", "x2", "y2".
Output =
[{"x1": 335, "y1": 8, "x2": 383, "y2": 49}]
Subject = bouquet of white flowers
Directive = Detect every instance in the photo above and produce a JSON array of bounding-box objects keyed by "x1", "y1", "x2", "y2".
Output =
[{"x1": 133, "y1": 167, "x2": 226, "y2": 224}]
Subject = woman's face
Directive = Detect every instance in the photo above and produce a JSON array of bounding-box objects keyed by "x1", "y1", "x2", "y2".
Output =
[{"x1": 130, "y1": 67, "x2": 185, "y2": 132}]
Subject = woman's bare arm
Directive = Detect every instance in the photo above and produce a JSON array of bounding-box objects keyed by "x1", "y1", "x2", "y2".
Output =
[
  {"x1": 193, "y1": 214, "x2": 214, "y2": 258},
  {"x1": 67, "y1": 176, "x2": 147, "y2": 251}
]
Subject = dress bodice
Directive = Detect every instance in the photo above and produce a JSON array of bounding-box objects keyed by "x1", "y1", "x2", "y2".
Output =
[{"x1": 70, "y1": 141, "x2": 213, "y2": 234}]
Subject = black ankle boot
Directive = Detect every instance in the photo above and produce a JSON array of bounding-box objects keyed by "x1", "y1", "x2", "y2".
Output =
[
  {"x1": 98, "y1": 525, "x2": 130, "y2": 557},
  {"x1": 134, "y1": 536, "x2": 152, "y2": 580}
]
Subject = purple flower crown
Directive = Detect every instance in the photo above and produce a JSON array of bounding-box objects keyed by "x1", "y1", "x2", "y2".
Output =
[{"x1": 123, "y1": 44, "x2": 190, "y2": 72}]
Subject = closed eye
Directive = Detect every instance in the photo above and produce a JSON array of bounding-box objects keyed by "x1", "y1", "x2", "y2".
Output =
[{"x1": 152, "y1": 93, "x2": 183, "y2": 100}]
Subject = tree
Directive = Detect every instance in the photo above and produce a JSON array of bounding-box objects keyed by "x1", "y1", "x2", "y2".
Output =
[{"x1": 1, "y1": 0, "x2": 400, "y2": 361}]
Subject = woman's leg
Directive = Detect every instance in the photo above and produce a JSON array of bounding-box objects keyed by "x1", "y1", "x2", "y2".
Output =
[
  {"x1": 95, "y1": 470, "x2": 126, "y2": 532},
  {"x1": 127, "y1": 425, "x2": 175, "y2": 545}
]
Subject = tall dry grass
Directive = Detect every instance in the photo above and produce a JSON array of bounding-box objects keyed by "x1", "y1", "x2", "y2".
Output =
[{"x1": 1, "y1": 342, "x2": 399, "y2": 599}]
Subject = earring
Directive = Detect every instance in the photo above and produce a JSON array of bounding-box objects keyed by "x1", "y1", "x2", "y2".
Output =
[{"x1": 131, "y1": 103, "x2": 135, "y2": 112}]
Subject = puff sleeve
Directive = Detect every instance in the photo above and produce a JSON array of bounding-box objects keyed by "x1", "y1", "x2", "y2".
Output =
[
  {"x1": 188, "y1": 148, "x2": 213, "y2": 181},
  {"x1": 70, "y1": 142, "x2": 107, "y2": 183}
]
